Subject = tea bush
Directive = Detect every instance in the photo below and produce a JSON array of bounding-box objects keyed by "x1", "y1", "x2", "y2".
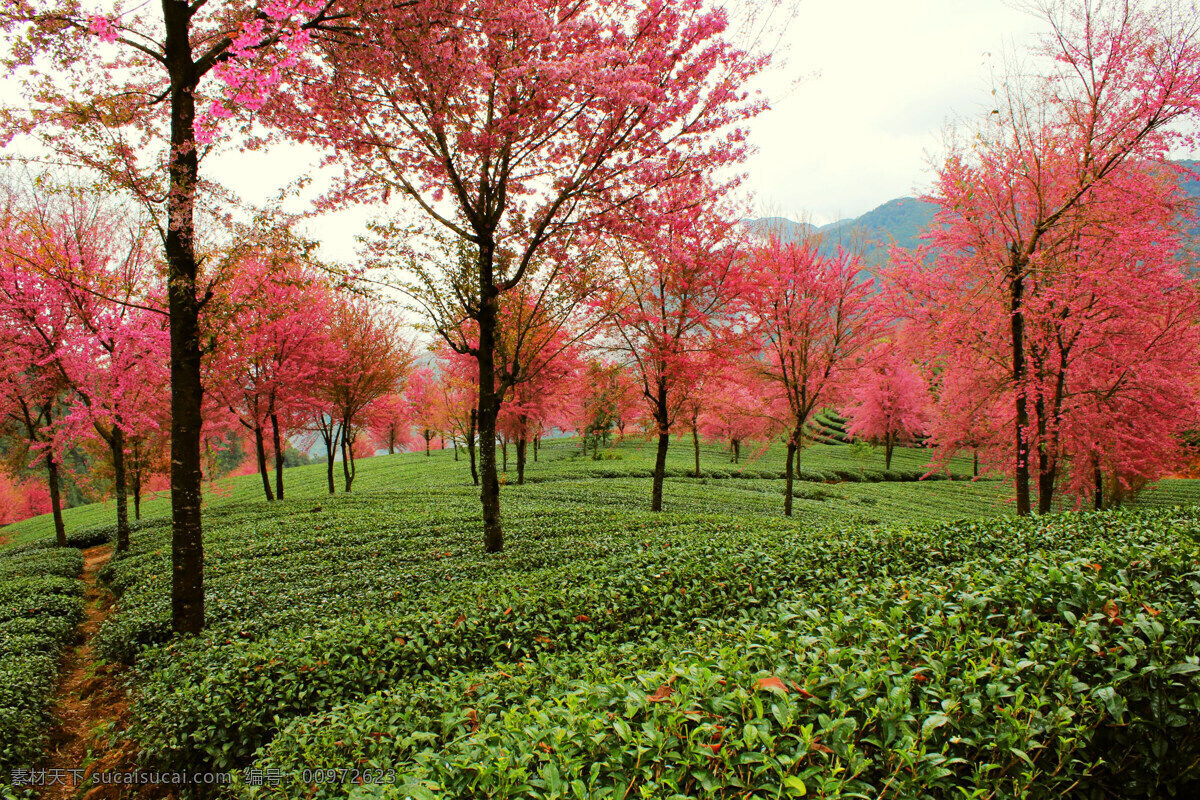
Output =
[{"x1": 0, "y1": 546, "x2": 83, "y2": 777}]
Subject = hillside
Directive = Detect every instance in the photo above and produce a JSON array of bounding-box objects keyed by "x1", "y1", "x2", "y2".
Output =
[{"x1": 746, "y1": 159, "x2": 1200, "y2": 267}]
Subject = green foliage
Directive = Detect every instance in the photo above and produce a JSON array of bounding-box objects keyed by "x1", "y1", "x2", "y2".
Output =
[
  {"x1": 0, "y1": 546, "x2": 83, "y2": 776},
  {"x1": 233, "y1": 509, "x2": 1200, "y2": 799}
]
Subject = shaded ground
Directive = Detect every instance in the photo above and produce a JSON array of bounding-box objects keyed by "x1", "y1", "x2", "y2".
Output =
[{"x1": 38, "y1": 545, "x2": 143, "y2": 800}]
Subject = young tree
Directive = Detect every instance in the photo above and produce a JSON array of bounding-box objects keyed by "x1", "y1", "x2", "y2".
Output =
[
  {"x1": 0, "y1": 183, "x2": 168, "y2": 551},
  {"x1": 843, "y1": 347, "x2": 930, "y2": 470},
  {"x1": 208, "y1": 251, "x2": 333, "y2": 502},
  {"x1": 0, "y1": 255, "x2": 73, "y2": 545},
  {"x1": 0, "y1": 0, "x2": 344, "y2": 633},
  {"x1": 744, "y1": 234, "x2": 874, "y2": 515},
  {"x1": 267, "y1": 0, "x2": 767, "y2": 550},
  {"x1": 602, "y1": 185, "x2": 749, "y2": 511},
  {"x1": 321, "y1": 297, "x2": 413, "y2": 492}
]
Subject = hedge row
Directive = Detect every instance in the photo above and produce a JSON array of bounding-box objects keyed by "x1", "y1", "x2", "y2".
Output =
[
  {"x1": 0, "y1": 546, "x2": 84, "y2": 777},
  {"x1": 241, "y1": 508, "x2": 1200, "y2": 799}
]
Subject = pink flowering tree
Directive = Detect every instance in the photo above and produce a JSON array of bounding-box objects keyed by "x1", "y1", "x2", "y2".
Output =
[
  {"x1": 0, "y1": 0, "x2": 344, "y2": 632},
  {"x1": 898, "y1": 0, "x2": 1200, "y2": 515},
  {"x1": 601, "y1": 183, "x2": 751, "y2": 511},
  {"x1": 744, "y1": 234, "x2": 875, "y2": 515},
  {"x1": 843, "y1": 347, "x2": 930, "y2": 470},
  {"x1": 264, "y1": 0, "x2": 768, "y2": 551}
]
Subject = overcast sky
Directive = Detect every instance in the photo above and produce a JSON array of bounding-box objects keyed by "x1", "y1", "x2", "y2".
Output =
[{"x1": 743, "y1": 0, "x2": 1045, "y2": 225}]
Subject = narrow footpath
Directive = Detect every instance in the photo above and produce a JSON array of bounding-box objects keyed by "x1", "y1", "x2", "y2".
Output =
[{"x1": 39, "y1": 545, "x2": 140, "y2": 800}]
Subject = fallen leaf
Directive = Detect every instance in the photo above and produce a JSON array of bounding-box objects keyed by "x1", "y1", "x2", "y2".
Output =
[
  {"x1": 755, "y1": 676, "x2": 789, "y2": 693},
  {"x1": 575, "y1": 614, "x2": 590, "y2": 622},
  {"x1": 648, "y1": 683, "x2": 674, "y2": 703}
]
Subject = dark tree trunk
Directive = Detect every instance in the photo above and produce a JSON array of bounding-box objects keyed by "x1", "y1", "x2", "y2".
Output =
[
  {"x1": 885, "y1": 431, "x2": 894, "y2": 471},
  {"x1": 468, "y1": 408, "x2": 478, "y2": 486},
  {"x1": 341, "y1": 423, "x2": 356, "y2": 492},
  {"x1": 453, "y1": 440, "x2": 458, "y2": 461},
  {"x1": 1094, "y1": 460, "x2": 1104, "y2": 510},
  {"x1": 323, "y1": 422, "x2": 336, "y2": 495},
  {"x1": 425, "y1": 432, "x2": 431, "y2": 456},
  {"x1": 131, "y1": 449, "x2": 143, "y2": 522},
  {"x1": 1010, "y1": 270, "x2": 1032, "y2": 516},
  {"x1": 46, "y1": 454, "x2": 67, "y2": 547},
  {"x1": 533, "y1": 434, "x2": 539, "y2": 462},
  {"x1": 517, "y1": 435, "x2": 527, "y2": 485},
  {"x1": 501, "y1": 436, "x2": 508, "y2": 472},
  {"x1": 692, "y1": 419, "x2": 701, "y2": 478},
  {"x1": 271, "y1": 412, "x2": 284, "y2": 500},
  {"x1": 254, "y1": 424, "x2": 275, "y2": 502},
  {"x1": 973, "y1": 449, "x2": 979, "y2": 478},
  {"x1": 784, "y1": 441, "x2": 796, "y2": 517},
  {"x1": 650, "y1": 381, "x2": 670, "y2": 512},
  {"x1": 164, "y1": 0, "x2": 205, "y2": 635},
  {"x1": 651, "y1": 431, "x2": 670, "y2": 512},
  {"x1": 476, "y1": 243, "x2": 503, "y2": 552},
  {"x1": 111, "y1": 425, "x2": 130, "y2": 552}
]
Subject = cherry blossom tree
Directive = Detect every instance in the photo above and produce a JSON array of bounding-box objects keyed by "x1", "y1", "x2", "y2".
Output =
[
  {"x1": 207, "y1": 250, "x2": 333, "y2": 502},
  {"x1": 320, "y1": 296, "x2": 414, "y2": 492},
  {"x1": 267, "y1": 0, "x2": 768, "y2": 550},
  {"x1": 601, "y1": 184, "x2": 750, "y2": 511},
  {"x1": 908, "y1": 0, "x2": 1200, "y2": 515},
  {"x1": 744, "y1": 233, "x2": 875, "y2": 516},
  {"x1": 0, "y1": 0, "x2": 345, "y2": 632},
  {"x1": 843, "y1": 347, "x2": 930, "y2": 470}
]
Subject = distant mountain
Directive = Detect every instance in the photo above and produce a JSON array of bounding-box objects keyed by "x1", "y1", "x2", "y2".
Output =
[
  {"x1": 746, "y1": 159, "x2": 1200, "y2": 269},
  {"x1": 744, "y1": 197, "x2": 937, "y2": 268}
]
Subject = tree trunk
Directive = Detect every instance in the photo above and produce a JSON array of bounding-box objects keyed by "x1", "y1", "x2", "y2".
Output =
[
  {"x1": 1010, "y1": 269, "x2": 1032, "y2": 516},
  {"x1": 425, "y1": 432, "x2": 431, "y2": 456},
  {"x1": 517, "y1": 435, "x2": 527, "y2": 485},
  {"x1": 271, "y1": 412, "x2": 284, "y2": 500},
  {"x1": 692, "y1": 419, "x2": 701, "y2": 478},
  {"x1": 454, "y1": 440, "x2": 459, "y2": 461},
  {"x1": 165, "y1": 0, "x2": 205, "y2": 635},
  {"x1": 341, "y1": 422, "x2": 356, "y2": 492},
  {"x1": 476, "y1": 243, "x2": 503, "y2": 552},
  {"x1": 131, "y1": 450, "x2": 143, "y2": 522},
  {"x1": 1094, "y1": 460, "x2": 1104, "y2": 510},
  {"x1": 501, "y1": 436, "x2": 508, "y2": 472},
  {"x1": 784, "y1": 441, "x2": 796, "y2": 517},
  {"x1": 468, "y1": 408, "x2": 479, "y2": 486},
  {"x1": 650, "y1": 383, "x2": 670, "y2": 512},
  {"x1": 111, "y1": 425, "x2": 130, "y2": 552},
  {"x1": 46, "y1": 454, "x2": 67, "y2": 547},
  {"x1": 885, "y1": 431, "x2": 893, "y2": 471},
  {"x1": 533, "y1": 435, "x2": 539, "y2": 462},
  {"x1": 973, "y1": 449, "x2": 979, "y2": 479},
  {"x1": 254, "y1": 424, "x2": 275, "y2": 502},
  {"x1": 323, "y1": 423, "x2": 336, "y2": 495}
]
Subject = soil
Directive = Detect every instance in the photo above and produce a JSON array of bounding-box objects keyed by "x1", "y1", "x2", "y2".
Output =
[{"x1": 37, "y1": 545, "x2": 148, "y2": 800}]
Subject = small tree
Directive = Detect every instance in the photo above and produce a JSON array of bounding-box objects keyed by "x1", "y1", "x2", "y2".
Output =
[{"x1": 745, "y1": 234, "x2": 874, "y2": 516}]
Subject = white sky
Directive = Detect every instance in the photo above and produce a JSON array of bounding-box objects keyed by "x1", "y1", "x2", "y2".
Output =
[
  {"x1": 204, "y1": 0, "x2": 1051, "y2": 259},
  {"x1": 743, "y1": 0, "x2": 1046, "y2": 225}
]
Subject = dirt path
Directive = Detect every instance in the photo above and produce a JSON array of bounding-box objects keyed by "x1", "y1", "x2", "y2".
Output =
[{"x1": 38, "y1": 545, "x2": 143, "y2": 800}]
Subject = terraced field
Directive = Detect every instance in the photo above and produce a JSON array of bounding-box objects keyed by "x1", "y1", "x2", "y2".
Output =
[{"x1": 2, "y1": 439, "x2": 1199, "y2": 798}]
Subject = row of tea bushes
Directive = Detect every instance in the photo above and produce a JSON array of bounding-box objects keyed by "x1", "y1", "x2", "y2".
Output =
[
  {"x1": 244, "y1": 508, "x2": 1200, "y2": 798},
  {"x1": 0, "y1": 545, "x2": 84, "y2": 777}
]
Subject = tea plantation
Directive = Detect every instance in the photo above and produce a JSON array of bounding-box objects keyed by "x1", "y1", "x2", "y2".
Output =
[{"x1": 2, "y1": 438, "x2": 1200, "y2": 798}]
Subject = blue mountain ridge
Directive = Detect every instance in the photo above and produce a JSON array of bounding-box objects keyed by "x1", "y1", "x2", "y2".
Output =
[{"x1": 746, "y1": 159, "x2": 1200, "y2": 268}]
